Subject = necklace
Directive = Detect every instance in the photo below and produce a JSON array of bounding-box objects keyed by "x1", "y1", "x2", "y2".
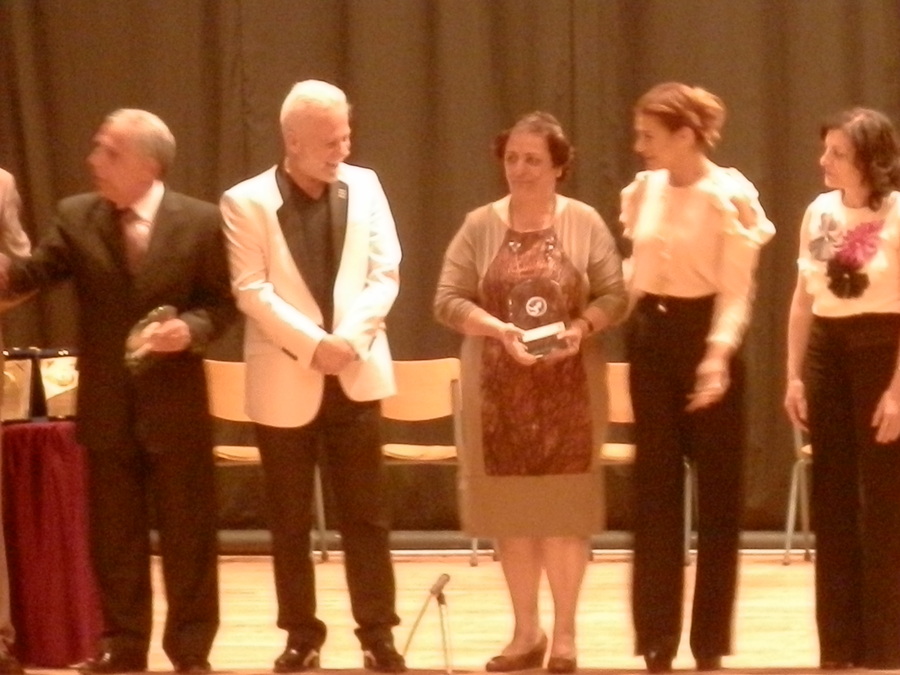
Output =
[{"x1": 508, "y1": 195, "x2": 557, "y2": 232}]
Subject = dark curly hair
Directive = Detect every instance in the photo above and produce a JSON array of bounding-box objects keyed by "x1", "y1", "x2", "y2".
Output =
[
  {"x1": 821, "y1": 107, "x2": 900, "y2": 211},
  {"x1": 493, "y1": 111, "x2": 574, "y2": 181}
]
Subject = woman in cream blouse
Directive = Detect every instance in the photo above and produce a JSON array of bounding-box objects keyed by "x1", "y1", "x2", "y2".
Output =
[{"x1": 620, "y1": 82, "x2": 774, "y2": 673}]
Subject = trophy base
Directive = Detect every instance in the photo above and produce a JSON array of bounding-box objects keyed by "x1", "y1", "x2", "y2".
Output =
[{"x1": 521, "y1": 321, "x2": 566, "y2": 357}]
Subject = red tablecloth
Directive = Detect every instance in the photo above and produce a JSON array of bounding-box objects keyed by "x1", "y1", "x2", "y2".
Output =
[{"x1": 2, "y1": 420, "x2": 103, "y2": 667}]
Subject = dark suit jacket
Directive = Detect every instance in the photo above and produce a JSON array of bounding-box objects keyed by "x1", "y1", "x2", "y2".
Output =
[{"x1": 9, "y1": 189, "x2": 236, "y2": 452}]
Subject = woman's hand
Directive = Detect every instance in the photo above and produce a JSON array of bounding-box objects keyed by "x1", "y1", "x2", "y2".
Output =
[
  {"x1": 784, "y1": 378, "x2": 808, "y2": 431},
  {"x1": 540, "y1": 322, "x2": 586, "y2": 364},
  {"x1": 730, "y1": 192, "x2": 758, "y2": 231},
  {"x1": 872, "y1": 383, "x2": 900, "y2": 444},
  {"x1": 686, "y1": 356, "x2": 730, "y2": 412},
  {"x1": 497, "y1": 322, "x2": 540, "y2": 366}
]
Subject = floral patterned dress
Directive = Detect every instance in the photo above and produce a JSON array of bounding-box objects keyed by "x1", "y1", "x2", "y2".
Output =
[{"x1": 479, "y1": 226, "x2": 593, "y2": 476}]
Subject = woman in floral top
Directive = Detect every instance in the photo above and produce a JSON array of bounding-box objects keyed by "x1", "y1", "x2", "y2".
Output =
[{"x1": 785, "y1": 107, "x2": 900, "y2": 671}]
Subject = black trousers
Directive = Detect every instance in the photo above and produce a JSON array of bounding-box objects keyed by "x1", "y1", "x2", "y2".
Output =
[
  {"x1": 255, "y1": 377, "x2": 399, "y2": 650},
  {"x1": 805, "y1": 314, "x2": 900, "y2": 669},
  {"x1": 87, "y1": 434, "x2": 219, "y2": 663},
  {"x1": 627, "y1": 295, "x2": 743, "y2": 660}
]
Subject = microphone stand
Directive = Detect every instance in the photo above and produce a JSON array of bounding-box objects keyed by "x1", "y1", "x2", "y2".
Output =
[
  {"x1": 402, "y1": 574, "x2": 453, "y2": 674},
  {"x1": 435, "y1": 586, "x2": 453, "y2": 675}
]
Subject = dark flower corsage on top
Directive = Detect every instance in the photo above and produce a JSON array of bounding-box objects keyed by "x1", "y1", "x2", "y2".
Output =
[{"x1": 809, "y1": 214, "x2": 884, "y2": 299}]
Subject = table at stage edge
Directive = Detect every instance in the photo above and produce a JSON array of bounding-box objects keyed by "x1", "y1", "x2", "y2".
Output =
[{"x1": 1, "y1": 419, "x2": 103, "y2": 667}]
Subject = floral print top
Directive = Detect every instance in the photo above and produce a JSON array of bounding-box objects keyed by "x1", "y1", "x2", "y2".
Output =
[{"x1": 798, "y1": 190, "x2": 900, "y2": 317}]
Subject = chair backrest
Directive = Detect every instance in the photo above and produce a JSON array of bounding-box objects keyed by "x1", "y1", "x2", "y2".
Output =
[
  {"x1": 381, "y1": 358, "x2": 461, "y2": 462},
  {"x1": 381, "y1": 357, "x2": 461, "y2": 422},
  {"x1": 606, "y1": 362, "x2": 634, "y2": 424},
  {"x1": 203, "y1": 359, "x2": 251, "y2": 423}
]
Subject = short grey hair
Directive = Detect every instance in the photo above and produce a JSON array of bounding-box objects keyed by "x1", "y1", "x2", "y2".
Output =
[
  {"x1": 106, "y1": 109, "x2": 176, "y2": 176},
  {"x1": 280, "y1": 80, "x2": 350, "y2": 132}
]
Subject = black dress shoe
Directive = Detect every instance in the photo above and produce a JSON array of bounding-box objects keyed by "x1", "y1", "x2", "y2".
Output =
[
  {"x1": 274, "y1": 646, "x2": 320, "y2": 673},
  {"x1": 643, "y1": 650, "x2": 673, "y2": 674},
  {"x1": 76, "y1": 651, "x2": 148, "y2": 674},
  {"x1": 362, "y1": 639, "x2": 407, "y2": 673},
  {"x1": 0, "y1": 651, "x2": 23, "y2": 675},
  {"x1": 486, "y1": 636, "x2": 547, "y2": 672},
  {"x1": 173, "y1": 657, "x2": 212, "y2": 674},
  {"x1": 695, "y1": 656, "x2": 722, "y2": 671}
]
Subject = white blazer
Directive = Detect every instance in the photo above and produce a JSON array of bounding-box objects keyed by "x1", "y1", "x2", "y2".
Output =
[{"x1": 220, "y1": 164, "x2": 400, "y2": 427}]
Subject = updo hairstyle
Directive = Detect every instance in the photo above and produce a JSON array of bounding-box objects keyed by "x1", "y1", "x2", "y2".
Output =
[{"x1": 634, "y1": 82, "x2": 726, "y2": 152}]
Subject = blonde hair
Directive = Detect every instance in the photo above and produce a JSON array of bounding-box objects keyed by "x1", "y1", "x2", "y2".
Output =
[{"x1": 635, "y1": 82, "x2": 726, "y2": 151}]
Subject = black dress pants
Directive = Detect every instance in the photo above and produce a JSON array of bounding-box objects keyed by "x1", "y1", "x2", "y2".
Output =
[
  {"x1": 255, "y1": 377, "x2": 400, "y2": 650},
  {"x1": 627, "y1": 295, "x2": 743, "y2": 660},
  {"x1": 87, "y1": 434, "x2": 219, "y2": 663},
  {"x1": 805, "y1": 314, "x2": 900, "y2": 669}
]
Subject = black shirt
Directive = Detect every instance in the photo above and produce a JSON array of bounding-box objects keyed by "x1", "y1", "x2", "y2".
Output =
[{"x1": 275, "y1": 165, "x2": 336, "y2": 331}]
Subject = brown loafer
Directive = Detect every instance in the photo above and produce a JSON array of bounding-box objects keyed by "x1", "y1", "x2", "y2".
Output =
[
  {"x1": 486, "y1": 636, "x2": 547, "y2": 672},
  {"x1": 546, "y1": 656, "x2": 577, "y2": 674}
]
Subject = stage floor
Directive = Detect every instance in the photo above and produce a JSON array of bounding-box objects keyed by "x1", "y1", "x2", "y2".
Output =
[{"x1": 31, "y1": 552, "x2": 868, "y2": 674}]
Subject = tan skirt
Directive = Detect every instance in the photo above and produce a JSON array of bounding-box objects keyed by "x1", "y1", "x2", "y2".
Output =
[{"x1": 455, "y1": 335, "x2": 609, "y2": 538}]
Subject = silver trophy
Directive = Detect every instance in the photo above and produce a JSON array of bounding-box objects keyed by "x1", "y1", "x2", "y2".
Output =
[
  {"x1": 507, "y1": 278, "x2": 567, "y2": 357},
  {"x1": 124, "y1": 304, "x2": 177, "y2": 374}
]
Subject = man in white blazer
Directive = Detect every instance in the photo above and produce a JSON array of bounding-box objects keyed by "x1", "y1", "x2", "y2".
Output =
[{"x1": 220, "y1": 80, "x2": 404, "y2": 674}]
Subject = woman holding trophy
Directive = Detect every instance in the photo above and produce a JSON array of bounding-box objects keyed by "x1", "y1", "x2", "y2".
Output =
[{"x1": 434, "y1": 111, "x2": 626, "y2": 674}]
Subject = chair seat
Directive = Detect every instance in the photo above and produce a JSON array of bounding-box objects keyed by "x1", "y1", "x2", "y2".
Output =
[
  {"x1": 204, "y1": 359, "x2": 328, "y2": 561},
  {"x1": 599, "y1": 442, "x2": 635, "y2": 464},
  {"x1": 379, "y1": 358, "x2": 479, "y2": 564},
  {"x1": 213, "y1": 444, "x2": 261, "y2": 463},
  {"x1": 382, "y1": 443, "x2": 457, "y2": 461}
]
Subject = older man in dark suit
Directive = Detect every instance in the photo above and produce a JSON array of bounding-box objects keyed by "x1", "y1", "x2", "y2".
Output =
[{"x1": 0, "y1": 109, "x2": 235, "y2": 674}]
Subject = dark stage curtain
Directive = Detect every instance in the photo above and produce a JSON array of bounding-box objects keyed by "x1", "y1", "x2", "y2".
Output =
[{"x1": 3, "y1": 0, "x2": 900, "y2": 528}]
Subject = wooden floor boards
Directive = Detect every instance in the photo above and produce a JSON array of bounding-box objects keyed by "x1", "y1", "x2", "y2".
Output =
[{"x1": 32, "y1": 552, "x2": 864, "y2": 674}]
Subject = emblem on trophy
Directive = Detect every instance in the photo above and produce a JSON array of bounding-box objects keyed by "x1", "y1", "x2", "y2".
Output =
[{"x1": 507, "y1": 278, "x2": 567, "y2": 356}]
